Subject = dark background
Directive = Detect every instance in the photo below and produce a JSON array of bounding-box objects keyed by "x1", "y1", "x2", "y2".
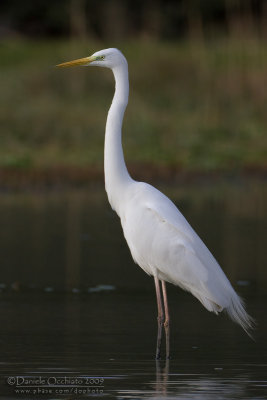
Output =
[{"x1": 1, "y1": 0, "x2": 266, "y2": 40}]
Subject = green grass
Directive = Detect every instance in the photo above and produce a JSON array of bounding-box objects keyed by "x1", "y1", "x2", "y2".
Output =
[{"x1": 0, "y1": 37, "x2": 267, "y2": 173}]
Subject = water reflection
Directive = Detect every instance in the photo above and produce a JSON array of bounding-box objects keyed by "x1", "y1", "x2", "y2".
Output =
[
  {"x1": 0, "y1": 289, "x2": 266, "y2": 399},
  {"x1": 114, "y1": 358, "x2": 267, "y2": 399},
  {"x1": 0, "y1": 179, "x2": 266, "y2": 291},
  {"x1": 155, "y1": 360, "x2": 169, "y2": 397}
]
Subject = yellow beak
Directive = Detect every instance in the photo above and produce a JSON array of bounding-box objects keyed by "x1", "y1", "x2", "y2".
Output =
[{"x1": 56, "y1": 55, "x2": 95, "y2": 68}]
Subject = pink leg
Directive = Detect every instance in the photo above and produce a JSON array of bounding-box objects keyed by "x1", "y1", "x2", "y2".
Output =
[
  {"x1": 161, "y1": 280, "x2": 170, "y2": 359},
  {"x1": 154, "y1": 276, "x2": 164, "y2": 359}
]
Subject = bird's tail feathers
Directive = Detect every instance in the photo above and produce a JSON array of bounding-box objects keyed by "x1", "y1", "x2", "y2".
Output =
[
  {"x1": 225, "y1": 293, "x2": 255, "y2": 339},
  {"x1": 193, "y1": 288, "x2": 255, "y2": 339}
]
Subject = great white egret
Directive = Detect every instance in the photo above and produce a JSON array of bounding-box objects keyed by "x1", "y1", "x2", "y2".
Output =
[{"x1": 57, "y1": 48, "x2": 254, "y2": 359}]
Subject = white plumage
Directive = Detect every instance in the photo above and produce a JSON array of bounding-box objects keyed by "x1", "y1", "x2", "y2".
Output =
[
  {"x1": 121, "y1": 181, "x2": 251, "y2": 326},
  {"x1": 57, "y1": 47, "x2": 254, "y2": 358}
]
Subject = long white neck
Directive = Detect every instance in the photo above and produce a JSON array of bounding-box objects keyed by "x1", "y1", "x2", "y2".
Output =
[{"x1": 104, "y1": 61, "x2": 133, "y2": 214}]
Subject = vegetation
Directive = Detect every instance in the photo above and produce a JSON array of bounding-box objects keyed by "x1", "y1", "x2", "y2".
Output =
[
  {"x1": 0, "y1": 36, "x2": 266, "y2": 176},
  {"x1": 1, "y1": 0, "x2": 266, "y2": 41}
]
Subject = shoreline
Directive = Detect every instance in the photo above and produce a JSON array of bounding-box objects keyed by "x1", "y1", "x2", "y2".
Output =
[{"x1": 0, "y1": 164, "x2": 266, "y2": 191}]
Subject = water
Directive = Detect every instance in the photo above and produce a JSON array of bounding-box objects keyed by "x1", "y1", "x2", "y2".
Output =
[{"x1": 0, "y1": 178, "x2": 266, "y2": 399}]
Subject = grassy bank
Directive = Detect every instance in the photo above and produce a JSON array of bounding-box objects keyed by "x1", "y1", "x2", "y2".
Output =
[{"x1": 0, "y1": 37, "x2": 266, "y2": 176}]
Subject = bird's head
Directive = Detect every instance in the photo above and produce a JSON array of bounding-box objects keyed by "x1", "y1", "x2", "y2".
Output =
[{"x1": 56, "y1": 48, "x2": 127, "y2": 70}]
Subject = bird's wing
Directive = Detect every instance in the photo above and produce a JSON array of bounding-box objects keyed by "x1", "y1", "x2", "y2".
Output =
[
  {"x1": 145, "y1": 205, "x2": 209, "y2": 283},
  {"x1": 123, "y1": 182, "x2": 232, "y2": 310},
  {"x1": 133, "y1": 182, "x2": 208, "y2": 249}
]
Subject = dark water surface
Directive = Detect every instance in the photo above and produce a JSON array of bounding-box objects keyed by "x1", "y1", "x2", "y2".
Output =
[{"x1": 0, "y1": 178, "x2": 266, "y2": 399}]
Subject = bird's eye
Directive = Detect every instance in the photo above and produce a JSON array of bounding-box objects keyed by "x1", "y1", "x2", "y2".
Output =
[{"x1": 96, "y1": 55, "x2": 105, "y2": 61}]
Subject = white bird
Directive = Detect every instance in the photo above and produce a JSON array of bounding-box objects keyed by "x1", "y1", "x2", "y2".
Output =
[{"x1": 57, "y1": 48, "x2": 254, "y2": 359}]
